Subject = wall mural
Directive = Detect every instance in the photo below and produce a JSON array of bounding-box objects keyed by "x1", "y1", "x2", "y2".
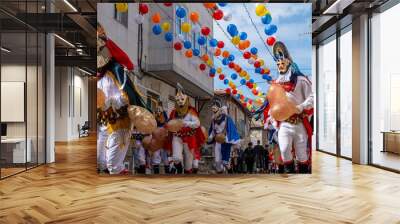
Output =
[{"x1": 97, "y1": 3, "x2": 312, "y2": 175}]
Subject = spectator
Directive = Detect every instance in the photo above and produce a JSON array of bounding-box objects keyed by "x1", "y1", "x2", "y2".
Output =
[{"x1": 243, "y1": 142, "x2": 256, "y2": 173}]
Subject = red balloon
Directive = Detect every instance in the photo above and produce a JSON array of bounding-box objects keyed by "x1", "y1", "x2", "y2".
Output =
[
  {"x1": 249, "y1": 99, "x2": 253, "y2": 104},
  {"x1": 217, "y1": 41, "x2": 224, "y2": 48},
  {"x1": 240, "y1": 95, "x2": 245, "y2": 100},
  {"x1": 254, "y1": 61, "x2": 261, "y2": 68},
  {"x1": 232, "y1": 89, "x2": 238, "y2": 94},
  {"x1": 248, "y1": 83, "x2": 254, "y2": 89},
  {"x1": 266, "y1": 36, "x2": 276, "y2": 46},
  {"x1": 174, "y1": 42, "x2": 182, "y2": 51},
  {"x1": 213, "y1": 9, "x2": 224, "y2": 20},
  {"x1": 243, "y1": 51, "x2": 251, "y2": 59},
  {"x1": 201, "y1": 26, "x2": 211, "y2": 36},
  {"x1": 252, "y1": 89, "x2": 258, "y2": 95},
  {"x1": 260, "y1": 68, "x2": 265, "y2": 74},
  {"x1": 228, "y1": 62, "x2": 235, "y2": 69},
  {"x1": 225, "y1": 88, "x2": 231, "y2": 94},
  {"x1": 163, "y1": 3, "x2": 173, "y2": 7},
  {"x1": 209, "y1": 73, "x2": 215, "y2": 78},
  {"x1": 242, "y1": 103, "x2": 247, "y2": 107},
  {"x1": 265, "y1": 68, "x2": 270, "y2": 74},
  {"x1": 139, "y1": 3, "x2": 149, "y2": 14},
  {"x1": 219, "y1": 74, "x2": 225, "y2": 80},
  {"x1": 199, "y1": 63, "x2": 206, "y2": 71}
]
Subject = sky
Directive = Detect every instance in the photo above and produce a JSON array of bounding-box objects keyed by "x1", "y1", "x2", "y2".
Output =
[{"x1": 213, "y1": 3, "x2": 312, "y2": 100}]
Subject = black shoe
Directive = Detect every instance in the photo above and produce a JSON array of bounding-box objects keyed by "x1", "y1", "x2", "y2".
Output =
[
  {"x1": 284, "y1": 162, "x2": 295, "y2": 173},
  {"x1": 163, "y1": 165, "x2": 170, "y2": 174},
  {"x1": 192, "y1": 168, "x2": 198, "y2": 174},
  {"x1": 138, "y1": 165, "x2": 146, "y2": 174},
  {"x1": 175, "y1": 163, "x2": 183, "y2": 174},
  {"x1": 153, "y1": 165, "x2": 160, "y2": 174},
  {"x1": 298, "y1": 163, "x2": 310, "y2": 174},
  {"x1": 278, "y1": 165, "x2": 285, "y2": 174}
]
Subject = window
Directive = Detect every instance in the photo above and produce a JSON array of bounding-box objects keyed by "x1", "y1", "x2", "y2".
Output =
[
  {"x1": 146, "y1": 92, "x2": 159, "y2": 113},
  {"x1": 317, "y1": 35, "x2": 337, "y2": 154},
  {"x1": 114, "y1": 4, "x2": 128, "y2": 27}
]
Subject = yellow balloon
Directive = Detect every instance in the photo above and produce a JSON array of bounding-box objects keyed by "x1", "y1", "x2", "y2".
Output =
[
  {"x1": 253, "y1": 83, "x2": 258, "y2": 88},
  {"x1": 217, "y1": 67, "x2": 222, "y2": 74},
  {"x1": 161, "y1": 22, "x2": 170, "y2": 32},
  {"x1": 231, "y1": 36, "x2": 240, "y2": 45},
  {"x1": 207, "y1": 59, "x2": 213, "y2": 66},
  {"x1": 259, "y1": 59, "x2": 264, "y2": 66},
  {"x1": 181, "y1": 22, "x2": 191, "y2": 33},
  {"x1": 115, "y1": 3, "x2": 128, "y2": 12},
  {"x1": 255, "y1": 4, "x2": 268, "y2": 17}
]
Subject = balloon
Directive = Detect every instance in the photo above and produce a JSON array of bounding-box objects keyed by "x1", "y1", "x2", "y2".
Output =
[
  {"x1": 228, "y1": 62, "x2": 235, "y2": 69},
  {"x1": 198, "y1": 36, "x2": 206, "y2": 45},
  {"x1": 225, "y1": 88, "x2": 231, "y2": 94},
  {"x1": 249, "y1": 78, "x2": 254, "y2": 83},
  {"x1": 181, "y1": 22, "x2": 191, "y2": 33},
  {"x1": 164, "y1": 3, "x2": 173, "y2": 7},
  {"x1": 222, "y1": 50, "x2": 230, "y2": 58},
  {"x1": 267, "y1": 84, "x2": 297, "y2": 121},
  {"x1": 128, "y1": 106, "x2": 157, "y2": 134},
  {"x1": 185, "y1": 49, "x2": 193, "y2": 58},
  {"x1": 248, "y1": 58, "x2": 255, "y2": 64},
  {"x1": 240, "y1": 71, "x2": 247, "y2": 77},
  {"x1": 238, "y1": 40, "x2": 248, "y2": 50},
  {"x1": 183, "y1": 40, "x2": 192, "y2": 49},
  {"x1": 139, "y1": 3, "x2": 149, "y2": 14},
  {"x1": 255, "y1": 67, "x2": 261, "y2": 73},
  {"x1": 214, "y1": 48, "x2": 221, "y2": 56},
  {"x1": 193, "y1": 48, "x2": 200, "y2": 56},
  {"x1": 209, "y1": 73, "x2": 215, "y2": 78},
  {"x1": 224, "y1": 79, "x2": 229, "y2": 85},
  {"x1": 199, "y1": 63, "x2": 206, "y2": 71},
  {"x1": 191, "y1": 24, "x2": 201, "y2": 33},
  {"x1": 201, "y1": 26, "x2": 211, "y2": 36},
  {"x1": 265, "y1": 68, "x2": 270, "y2": 74},
  {"x1": 262, "y1": 74, "x2": 272, "y2": 81},
  {"x1": 213, "y1": 9, "x2": 224, "y2": 20},
  {"x1": 217, "y1": 67, "x2": 222, "y2": 73},
  {"x1": 243, "y1": 40, "x2": 251, "y2": 49},
  {"x1": 240, "y1": 79, "x2": 246, "y2": 85},
  {"x1": 261, "y1": 14, "x2": 272, "y2": 24},
  {"x1": 243, "y1": 51, "x2": 251, "y2": 59},
  {"x1": 232, "y1": 89, "x2": 237, "y2": 95},
  {"x1": 176, "y1": 7, "x2": 186, "y2": 18},
  {"x1": 161, "y1": 22, "x2": 171, "y2": 32},
  {"x1": 97, "y1": 88, "x2": 105, "y2": 109},
  {"x1": 266, "y1": 36, "x2": 276, "y2": 46},
  {"x1": 177, "y1": 34, "x2": 185, "y2": 42},
  {"x1": 222, "y1": 58, "x2": 229, "y2": 65},
  {"x1": 227, "y1": 24, "x2": 238, "y2": 37},
  {"x1": 202, "y1": 54, "x2": 209, "y2": 62},
  {"x1": 174, "y1": 42, "x2": 182, "y2": 50},
  {"x1": 219, "y1": 74, "x2": 225, "y2": 80},
  {"x1": 223, "y1": 11, "x2": 232, "y2": 21},
  {"x1": 218, "y1": 3, "x2": 227, "y2": 7},
  {"x1": 228, "y1": 54, "x2": 235, "y2": 61},
  {"x1": 134, "y1": 14, "x2": 144, "y2": 24},
  {"x1": 164, "y1": 32, "x2": 173, "y2": 42},
  {"x1": 203, "y1": 3, "x2": 216, "y2": 9},
  {"x1": 239, "y1": 32, "x2": 247, "y2": 40},
  {"x1": 231, "y1": 73, "x2": 238, "y2": 80},
  {"x1": 265, "y1": 24, "x2": 278, "y2": 36},
  {"x1": 217, "y1": 41, "x2": 224, "y2": 48},
  {"x1": 209, "y1": 38, "x2": 218, "y2": 47},
  {"x1": 255, "y1": 4, "x2": 268, "y2": 17},
  {"x1": 231, "y1": 36, "x2": 240, "y2": 45},
  {"x1": 254, "y1": 61, "x2": 261, "y2": 68},
  {"x1": 152, "y1": 25, "x2": 162, "y2": 35},
  {"x1": 210, "y1": 68, "x2": 216, "y2": 74},
  {"x1": 250, "y1": 47, "x2": 258, "y2": 55},
  {"x1": 152, "y1": 13, "x2": 162, "y2": 23},
  {"x1": 115, "y1": 3, "x2": 128, "y2": 13},
  {"x1": 166, "y1": 119, "x2": 184, "y2": 132},
  {"x1": 190, "y1": 12, "x2": 200, "y2": 23}
]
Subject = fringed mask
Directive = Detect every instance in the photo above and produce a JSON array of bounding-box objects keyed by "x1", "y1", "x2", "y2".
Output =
[
  {"x1": 273, "y1": 41, "x2": 292, "y2": 75},
  {"x1": 175, "y1": 83, "x2": 189, "y2": 117}
]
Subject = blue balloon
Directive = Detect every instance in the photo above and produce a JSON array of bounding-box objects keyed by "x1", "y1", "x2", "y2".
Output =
[
  {"x1": 184, "y1": 40, "x2": 192, "y2": 49},
  {"x1": 164, "y1": 32, "x2": 173, "y2": 42},
  {"x1": 264, "y1": 24, "x2": 278, "y2": 36},
  {"x1": 262, "y1": 75, "x2": 272, "y2": 81},
  {"x1": 227, "y1": 24, "x2": 238, "y2": 37},
  {"x1": 176, "y1": 7, "x2": 186, "y2": 18},
  {"x1": 228, "y1": 54, "x2": 235, "y2": 61},
  {"x1": 249, "y1": 79, "x2": 254, "y2": 84},
  {"x1": 218, "y1": 3, "x2": 228, "y2": 7},
  {"x1": 152, "y1": 25, "x2": 162, "y2": 35},
  {"x1": 255, "y1": 68, "x2": 261, "y2": 73},
  {"x1": 231, "y1": 73, "x2": 238, "y2": 80},
  {"x1": 224, "y1": 79, "x2": 229, "y2": 85},
  {"x1": 209, "y1": 38, "x2": 218, "y2": 47},
  {"x1": 236, "y1": 94, "x2": 241, "y2": 99},
  {"x1": 198, "y1": 36, "x2": 206, "y2": 45},
  {"x1": 239, "y1": 32, "x2": 247, "y2": 40},
  {"x1": 210, "y1": 68, "x2": 216, "y2": 74},
  {"x1": 193, "y1": 49, "x2": 200, "y2": 56},
  {"x1": 250, "y1": 47, "x2": 258, "y2": 55},
  {"x1": 261, "y1": 14, "x2": 272, "y2": 25},
  {"x1": 240, "y1": 79, "x2": 246, "y2": 85},
  {"x1": 222, "y1": 58, "x2": 229, "y2": 65}
]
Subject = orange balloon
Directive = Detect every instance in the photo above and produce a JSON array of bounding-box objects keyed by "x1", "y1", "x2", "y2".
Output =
[
  {"x1": 238, "y1": 40, "x2": 247, "y2": 50},
  {"x1": 214, "y1": 48, "x2": 221, "y2": 56},
  {"x1": 244, "y1": 40, "x2": 251, "y2": 48},
  {"x1": 222, "y1": 50, "x2": 230, "y2": 58},
  {"x1": 202, "y1": 54, "x2": 209, "y2": 62},
  {"x1": 185, "y1": 49, "x2": 193, "y2": 58},
  {"x1": 152, "y1": 13, "x2": 161, "y2": 23},
  {"x1": 203, "y1": 3, "x2": 216, "y2": 9},
  {"x1": 190, "y1": 12, "x2": 200, "y2": 23}
]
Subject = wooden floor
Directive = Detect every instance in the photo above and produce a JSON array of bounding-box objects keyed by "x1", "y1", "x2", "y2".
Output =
[{"x1": 1, "y1": 136, "x2": 400, "y2": 224}]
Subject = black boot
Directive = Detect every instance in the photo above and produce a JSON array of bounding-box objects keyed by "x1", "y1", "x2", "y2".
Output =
[
  {"x1": 163, "y1": 165, "x2": 170, "y2": 174},
  {"x1": 278, "y1": 164, "x2": 285, "y2": 174},
  {"x1": 192, "y1": 168, "x2": 198, "y2": 174},
  {"x1": 138, "y1": 165, "x2": 146, "y2": 174},
  {"x1": 153, "y1": 165, "x2": 160, "y2": 174},
  {"x1": 298, "y1": 163, "x2": 310, "y2": 174},
  {"x1": 284, "y1": 162, "x2": 295, "y2": 174},
  {"x1": 175, "y1": 163, "x2": 183, "y2": 174}
]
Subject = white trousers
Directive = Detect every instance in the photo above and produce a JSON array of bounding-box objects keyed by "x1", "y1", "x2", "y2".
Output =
[
  {"x1": 134, "y1": 140, "x2": 146, "y2": 166},
  {"x1": 105, "y1": 129, "x2": 131, "y2": 174},
  {"x1": 214, "y1": 143, "x2": 223, "y2": 172},
  {"x1": 278, "y1": 122, "x2": 309, "y2": 163},
  {"x1": 151, "y1": 149, "x2": 169, "y2": 165},
  {"x1": 172, "y1": 136, "x2": 198, "y2": 170},
  {"x1": 97, "y1": 129, "x2": 108, "y2": 170}
]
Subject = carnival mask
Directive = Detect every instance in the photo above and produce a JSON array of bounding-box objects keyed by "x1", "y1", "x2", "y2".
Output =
[
  {"x1": 276, "y1": 58, "x2": 291, "y2": 74},
  {"x1": 175, "y1": 91, "x2": 188, "y2": 108}
]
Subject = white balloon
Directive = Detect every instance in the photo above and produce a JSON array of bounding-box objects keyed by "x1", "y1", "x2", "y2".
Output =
[
  {"x1": 248, "y1": 58, "x2": 255, "y2": 64},
  {"x1": 191, "y1": 24, "x2": 201, "y2": 33},
  {"x1": 134, "y1": 14, "x2": 144, "y2": 24},
  {"x1": 223, "y1": 11, "x2": 232, "y2": 21},
  {"x1": 177, "y1": 34, "x2": 185, "y2": 42}
]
